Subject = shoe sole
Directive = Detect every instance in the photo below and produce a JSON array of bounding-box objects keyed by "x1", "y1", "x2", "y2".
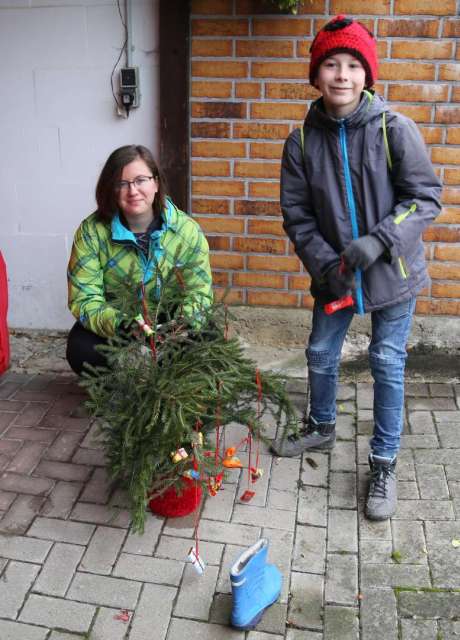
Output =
[
  {"x1": 231, "y1": 591, "x2": 281, "y2": 630},
  {"x1": 365, "y1": 510, "x2": 395, "y2": 521},
  {"x1": 270, "y1": 439, "x2": 335, "y2": 458}
]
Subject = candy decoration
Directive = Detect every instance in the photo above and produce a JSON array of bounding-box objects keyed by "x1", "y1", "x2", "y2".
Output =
[
  {"x1": 240, "y1": 490, "x2": 255, "y2": 502},
  {"x1": 183, "y1": 469, "x2": 200, "y2": 480},
  {"x1": 134, "y1": 313, "x2": 154, "y2": 337},
  {"x1": 188, "y1": 546, "x2": 205, "y2": 575},
  {"x1": 250, "y1": 467, "x2": 263, "y2": 481},
  {"x1": 171, "y1": 447, "x2": 188, "y2": 464},
  {"x1": 207, "y1": 472, "x2": 224, "y2": 496},
  {"x1": 222, "y1": 447, "x2": 243, "y2": 469}
]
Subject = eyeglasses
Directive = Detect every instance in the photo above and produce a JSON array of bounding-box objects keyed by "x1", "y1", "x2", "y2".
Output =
[{"x1": 116, "y1": 175, "x2": 155, "y2": 191}]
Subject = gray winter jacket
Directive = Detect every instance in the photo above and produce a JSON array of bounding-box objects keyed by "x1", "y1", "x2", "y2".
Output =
[{"x1": 281, "y1": 91, "x2": 442, "y2": 312}]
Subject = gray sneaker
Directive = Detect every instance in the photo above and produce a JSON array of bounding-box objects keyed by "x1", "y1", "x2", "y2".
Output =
[
  {"x1": 270, "y1": 416, "x2": 336, "y2": 458},
  {"x1": 365, "y1": 454, "x2": 397, "y2": 521}
]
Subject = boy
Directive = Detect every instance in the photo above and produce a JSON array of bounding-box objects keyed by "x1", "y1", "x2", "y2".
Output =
[{"x1": 272, "y1": 15, "x2": 441, "y2": 520}]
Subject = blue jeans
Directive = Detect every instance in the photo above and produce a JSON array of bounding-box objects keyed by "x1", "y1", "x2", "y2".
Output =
[{"x1": 306, "y1": 297, "x2": 416, "y2": 459}]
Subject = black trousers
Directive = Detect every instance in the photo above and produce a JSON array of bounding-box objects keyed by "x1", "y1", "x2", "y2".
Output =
[{"x1": 66, "y1": 322, "x2": 109, "y2": 376}]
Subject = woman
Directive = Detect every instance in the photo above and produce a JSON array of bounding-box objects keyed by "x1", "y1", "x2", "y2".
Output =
[{"x1": 66, "y1": 145, "x2": 213, "y2": 375}]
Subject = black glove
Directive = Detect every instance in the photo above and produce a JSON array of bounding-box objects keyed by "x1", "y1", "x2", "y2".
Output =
[
  {"x1": 342, "y1": 235, "x2": 385, "y2": 271},
  {"x1": 326, "y1": 262, "x2": 355, "y2": 299}
]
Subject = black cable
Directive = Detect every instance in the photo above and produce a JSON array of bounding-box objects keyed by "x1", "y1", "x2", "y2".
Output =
[{"x1": 110, "y1": 0, "x2": 128, "y2": 111}]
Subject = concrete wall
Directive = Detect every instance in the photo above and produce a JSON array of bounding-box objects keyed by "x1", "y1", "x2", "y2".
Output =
[{"x1": 0, "y1": 0, "x2": 159, "y2": 331}]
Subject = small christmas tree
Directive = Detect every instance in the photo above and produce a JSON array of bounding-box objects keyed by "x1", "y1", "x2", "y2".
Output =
[{"x1": 81, "y1": 254, "x2": 297, "y2": 532}]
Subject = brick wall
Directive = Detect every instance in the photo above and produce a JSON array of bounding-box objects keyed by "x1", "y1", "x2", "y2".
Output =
[{"x1": 190, "y1": 0, "x2": 460, "y2": 315}]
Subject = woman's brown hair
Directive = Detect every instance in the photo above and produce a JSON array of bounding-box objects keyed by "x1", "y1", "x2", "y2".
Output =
[{"x1": 95, "y1": 145, "x2": 167, "y2": 222}]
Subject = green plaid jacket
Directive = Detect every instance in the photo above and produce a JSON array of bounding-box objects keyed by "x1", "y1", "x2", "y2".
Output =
[{"x1": 67, "y1": 198, "x2": 213, "y2": 337}]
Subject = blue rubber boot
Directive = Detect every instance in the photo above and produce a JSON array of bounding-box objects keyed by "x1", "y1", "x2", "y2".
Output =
[{"x1": 230, "y1": 538, "x2": 282, "y2": 630}]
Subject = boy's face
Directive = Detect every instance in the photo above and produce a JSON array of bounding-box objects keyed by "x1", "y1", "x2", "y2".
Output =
[{"x1": 315, "y1": 53, "x2": 366, "y2": 118}]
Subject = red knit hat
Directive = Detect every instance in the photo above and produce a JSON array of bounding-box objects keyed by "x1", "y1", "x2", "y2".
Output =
[{"x1": 309, "y1": 15, "x2": 378, "y2": 88}]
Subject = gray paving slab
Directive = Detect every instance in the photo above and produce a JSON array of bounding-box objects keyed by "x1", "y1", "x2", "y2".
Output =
[
  {"x1": 130, "y1": 583, "x2": 176, "y2": 640},
  {"x1": 67, "y1": 572, "x2": 141, "y2": 608},
  {"x1": 0, "y1": 561, "x2": 40, "y2": 618},
  {"x1": 33, "y1": 542, "x2": 84, "y2": 596},
  {"x1": 0, "y1": 620, "x2": 49, "y2": 640},
  {"x1": 19, "y1": 593, "x2": 96, "y2": 633}
]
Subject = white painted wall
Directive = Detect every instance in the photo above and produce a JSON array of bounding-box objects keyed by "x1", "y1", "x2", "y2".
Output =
[{"x1": 0, "y1": 0, "x2": 159, "y2": 330}]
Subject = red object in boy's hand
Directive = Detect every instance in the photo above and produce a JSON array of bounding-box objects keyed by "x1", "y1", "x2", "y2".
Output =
[{"x1": 324, "y1": 295, "x2": 354, "y2": 315}]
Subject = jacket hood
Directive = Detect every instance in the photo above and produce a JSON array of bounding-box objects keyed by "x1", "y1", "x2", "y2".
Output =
[{"x1": 305, "y1": 90, "x2": 388, "y2": 130}]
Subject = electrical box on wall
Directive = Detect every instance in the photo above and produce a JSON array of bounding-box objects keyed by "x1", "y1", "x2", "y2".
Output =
[{"x1": 119, "y1": 66, "x2": 140, "y2": 115}]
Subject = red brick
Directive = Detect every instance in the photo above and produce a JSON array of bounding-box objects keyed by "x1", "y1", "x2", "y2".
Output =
[
  {"x1": 429, "y1": 263, "x2": 460, "y2": 280},
  {"x1": 252, "y1": 61, "x2": 309, "y2": 79},
  {"x1": 214, "y1": 288, "x2": 244, "y2": 304},
  {"x1": 443, "y1": 19, "x2": 460, "y2": 37},
  {"x1": 435, "y1": 107, "x2": 460, "y2": 124},
  {"x1": 444, "y1": 169, "x2": 460, "y2": 185},
  {"x1": 192, "y1": 81, "x2": 232, "y2": 98},
  {"x1": 192, "y1": 19, "x2": 249, "y2": 37},
  {"x1": 247, "y1": 219, "x2": 284, "y2": 235},
  {"x1": 233, "y1": 273, "x2": 285, "y2": 288},
  {"x1": 191, "y1": 122, "x2": 231, "y2": 138},
  {"x1": 388, "y1": 84, "x2": 449, "y2": 103},
  {"x1": 423, "y1": 227, "x2": 460, "y2": 242},
  {"x1": 251, "y1": 102, "x2": 306, "y2": 120},
  {"x1": 192, "y1": 160, "x2": 231, "y2": 177},
  {"x1": 289, "y1": 274, "x2": 311, "y2": 290},
  {"x1": 192, "y1": 40, "x2": 233, "y2": 57},
  {"x1": 192, "y1": 198, "x2": 230, "y2": 214},
  {"x1": 250, "y1": 142, "x2": 284, "y2": 159},
  {"x1": 439, "y1": 64, "x2": 460, "y2": 81},
  {"x1": 234, "y1": 122, "x2": 289, "y2": 139},
  {"x1": 395, "y1": 0, "x2": 456, "y2": 15},
  {"x1": 297, "y1": 0, "x2": 326, "y2": 13},
  {"x1": 207, "y1": 236, "x2": 231, "y2": 251},
  {"x1": 236, "y1": 39, "x2": 294, "y2": 58},
  {"x1": 192, "y1": 141, "x2": 246, "y2": 157},
  {"x1": 434, "y1": 245, "x2": 460, "y2": 261},
  {"x1": 192, "y1": 101, "x2": 247, "y2": 118},
  {"x1": 432, "y1": 282, "x2": 460, "y2": 298},
  {"x1": 195, "y1": 216, "x2": 245, "y2": 233},
  {"x1": 253, "y1": 18, "x2": 311, "y2": 36},
  {"x1": 191, "y1": 0, "x2": 233, "y2": 14},
  {"x1": 248, "y1": 290, "x2": 298, "y2": 306},
  {"x1": 234, "y1": 161, "x2": 280, "y2": 179},
  {"x1": 416, "y1": 299, "x2": 460, "y2": 315},
  {"x1": 248, "y1": 255, "x2": 300, "y2": 271},
  {"x1": 212, "y1": 272, "x2": 230, "y2": 287},
  {"x1": 392, "y1": 40, "x2": 454, "y2": 59},
  {"x1": 442, "y1": 188, "x2": 460, "y2": 205},
  {"x1": 234, "y1": 200, "x2": 281, "y2": 216},
  {"x1": 192, "y1": 61, "x2": 248, "y2": 78},
  {"x1": 235, "y1": 0, "x2": 289, "y2": 13},
  {"x1": 236, "y1": 82, "x2": 261, "y2": 98},
  {"x1": 233, "y1": 237, "x2": 285, "y2": 254},
  {"x1": 378, "y1": 62, "x2": 435, "y2": 81},
  {"x1": 248, "y1": 181, "x2": 280, "y2": 199},
  {"x1": 192, "y1": 180, "x2": 245, "y2": 197},
  {"x1": 265, "y1": 82, "x2": 318, "y2": 100},
  {"x1": 378, "y1": 18, "x2": 439, "y2": 37},
  {"x1": 419, "y1": 127, "x2": 443, "y2": 144},
  {"x1": 436, "y1": 208, "x2": 460, "y2": 224},
  {"x1": 296, "y1": 40, "x2": 314, "y2": 58},
  {"x1": 432, "y1": 147, "x2": 460, "y2": 164},
  {"x1": 447, "y1": 128, "x2": 460, "y2": 144},
  {"x1": 210, "y1": 254, "x2": 245, "y2": 269},
  {"x1": 301, "y1": 294, "x2": 315, "y2": 309},
  {"x1": 391, "y1": 105, "x2": 432, "y2": 123},
  {"x1": 332, "y1": 0, "x2": 389, "y2": 11}
]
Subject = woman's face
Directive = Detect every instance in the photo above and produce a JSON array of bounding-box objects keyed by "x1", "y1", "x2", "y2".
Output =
[{"x1": 116, "y1": 158, "x2": 158, "y2": 219}]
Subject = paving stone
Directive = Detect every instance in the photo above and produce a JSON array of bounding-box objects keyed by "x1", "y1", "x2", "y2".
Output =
[
  {"x1": 262, "y1": 527, "x2": 294, "y2": 603},
  {"x1": 357, "y1": 383, "x2": 372, "y2": 409},
  {"x1": 394, "y1": 499, "x2": 455, "y2": 520},
  {"x1": 292, "y1": 524, "x2": 326, "y2": 574},
  {"x1": 70, "y1": 502, "x2": 131, "y2": 527},
  {"x1": 20, "y1": 593, "x2": 95, "y2": 633},
  {"x1": 407, "y1": 397, "x2": 457, "y2": 411},
  {"x1": 0, "y1": 472, "x2": 54, "y2": 495},
  {"x1": 391, "y1": 520, "x2": 427, "y2": 564},
  {"x1": 416, "y1": 464, "x2": 449, "y2": 499},
  {"x1": 439, "y1": 620, "x2": 460, "y2": 639},
  {"x1": 80, "y1": 420, "x2": 105, "y2": 449},
  {"x1": 335, "y1": 413, "x2": 355, "y2": 440},
  {"x1": 433, "y1": 410, "x2": 460, "y2": 424},
  {"x1": 28, "y1": 517, "x2": 95, "y2": 544},
  {"x1": 407, "y1": 411, "x2": 436, "y2": 434},
  {"x1": 89, "y1": 606, "x2": 131, "y2": 640},
  {"x1": 162, "y1": 511, "x2": 196, "y2": 538},
  {"x1": 329, "y1": 472, "x2": 357, "y2": 509},
  {"x1": 129, "y1": 583, "x2": 176, "y2": 640},
  {"x1": 356, "y1": 435, "x2": 369, "y2": 465},
  {"x1": 0, "y1": 560, "x2": 40, "y2": 618},
  {"x1": 300, "y1": 451, "x2": 328, "y2": 487},
  {"x1": 360, "y1": 588, "x2": 398, "y2": 639},
  {"x1": 174, "y1": 563, "x2": 219, "y2": 619},
  {"x1": 397, "y1": 457, "x2": 416, "y2": 482},
  {"x1": 44, "y1": 431, "x2": 83, "y2": 462},
  {"x1": 0, "y1": 533, "x2": 52, "y2": 562},
  {"x1": 361, "y1": 563, "x2": 431, "y2": 589},
  {"x1": 13, "y1": 403, "x2": 50, "y2": 427},
  {"x1": 324, "y1": 605, "x2": 359, "y2": 639},
  {"x1": 357, "y1": 419, "x2": 373, "y2": 435},
  {"x1": 0, "y1": 439, "x2": 22, "y2": 455},
  {"x1": 235, "y1": 457, "x2": 271, "y2": 508},
  {"x1": 0, "y1": 489, "x2": 15, "y2": 511},
  {"x1": 0, "y1": 620, "x2": 49, "y2": 640},
  {"x1": 247, "y1": 633, "x2": 283, "y2": 640},
  {"x1": 33, "y1": 542, "x2": 84, "y2": 596},
  {"x1": 270, "y1": 457, "x2": 301, "y2": 492},
  {"x1": 286, "y1": 631, "x2": 322, "y2": 640},
  {"x1": 67, "y1": 572, "x2": 141, "y2": 609},
  {"x1": 167, "y1": 618, "x2": 244, "y2": 640},
  {"x1": 358, "y1": 512, "x2": 392, "y2": 540},
  {"x1": 232, "y1": 503, "x2": 295, "y2": 531},
  {"x1": 297, "y1": 485, "x2": 327, "y2": 527},
  {"x1": 268, "y1": 488, "x2": 297, "y2": 511},
  {"x1": 0, "y1": 494, "x2": 44, "y2": 534},
  {"x1": 448, "y1": 480, "x2": 460, "y2": 497},
  {"x1": 202, "y1": 483, "x2": 237, "y2": 521},
  {"x1": 400, "y1": 619, "x2": 438, "y2": 640},
  {"x1": 156, "y1": 535, "x2": 223, "y2": 566},
  {"x1": 72, "y1": 447, "x2": 108, "y2": 466},
  {"x1": 216, "y1": 543, "x2": 246, "y2": 594},
  {"x1": 123, "y1": 515, "x2": 164, "y2": 555},
  {"x1": 398, "y1": 481, "x2": 419, "y2": 499},
  {"x1": 80, "y1": 526, "x2": 126, "y2": 574},
  {"x1": 40, "y1": 481, "x2": 82, "y2": 519},
  {"x1": 34, "y1": 460, "x2": 91, "y2": 482},
  {"x1": 437, "y1": 422, "x2": 460, "y2": 448},
  {"x1": 199, "y1": 519, "x2": 261, "y2": 546},
  {"x1": 288, "y1": 572, "x2": 323, "y2": 630},
  {"x1": 400, "y1": 434, "x2": 439, "y2": 449},
  {"x1": 325, "y1": 553, "x2": 358, "y2": 606},
  {"x1": 360, "y1": 539, "x2": 393, "y2": 564},
  {"x1": 113, "y1": 552, "x2": 184, "y2": 586},
  {"x1": 330, "y1": 441, "x2": 355, "y2": 472},
  {"x1": 40, "y1": 413, "x2": 91, "y2": 432},
  {"x1": 397, "y1": 590, "x2": 460, "y2": 619},
  {"x1": 0, "y1": 400, "x2": 27, "y2": 413},
  {"x1": 328, "y1": 509, "x2": 358, "y2": 553},
  {"x1": 5, "y1": 426, "x2": 57, "y2": 444},
  {"x1": 429, "y1": 544, "x2": 460, "y2": 588}
]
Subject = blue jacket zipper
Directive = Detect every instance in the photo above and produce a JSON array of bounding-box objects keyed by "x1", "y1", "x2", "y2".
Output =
[{"x1": 338, "y1": 121, "x2": 365, "y2": 315}]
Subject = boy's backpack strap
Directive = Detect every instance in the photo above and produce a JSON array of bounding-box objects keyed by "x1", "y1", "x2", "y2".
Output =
[{"x1": 382, "y1": 111, "x2": 393, "y2": 171}]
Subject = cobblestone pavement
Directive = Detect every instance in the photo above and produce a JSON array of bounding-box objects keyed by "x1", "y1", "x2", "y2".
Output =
[{"x1": 0, "y1": 365, "x2": 459, "y2": 639}]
